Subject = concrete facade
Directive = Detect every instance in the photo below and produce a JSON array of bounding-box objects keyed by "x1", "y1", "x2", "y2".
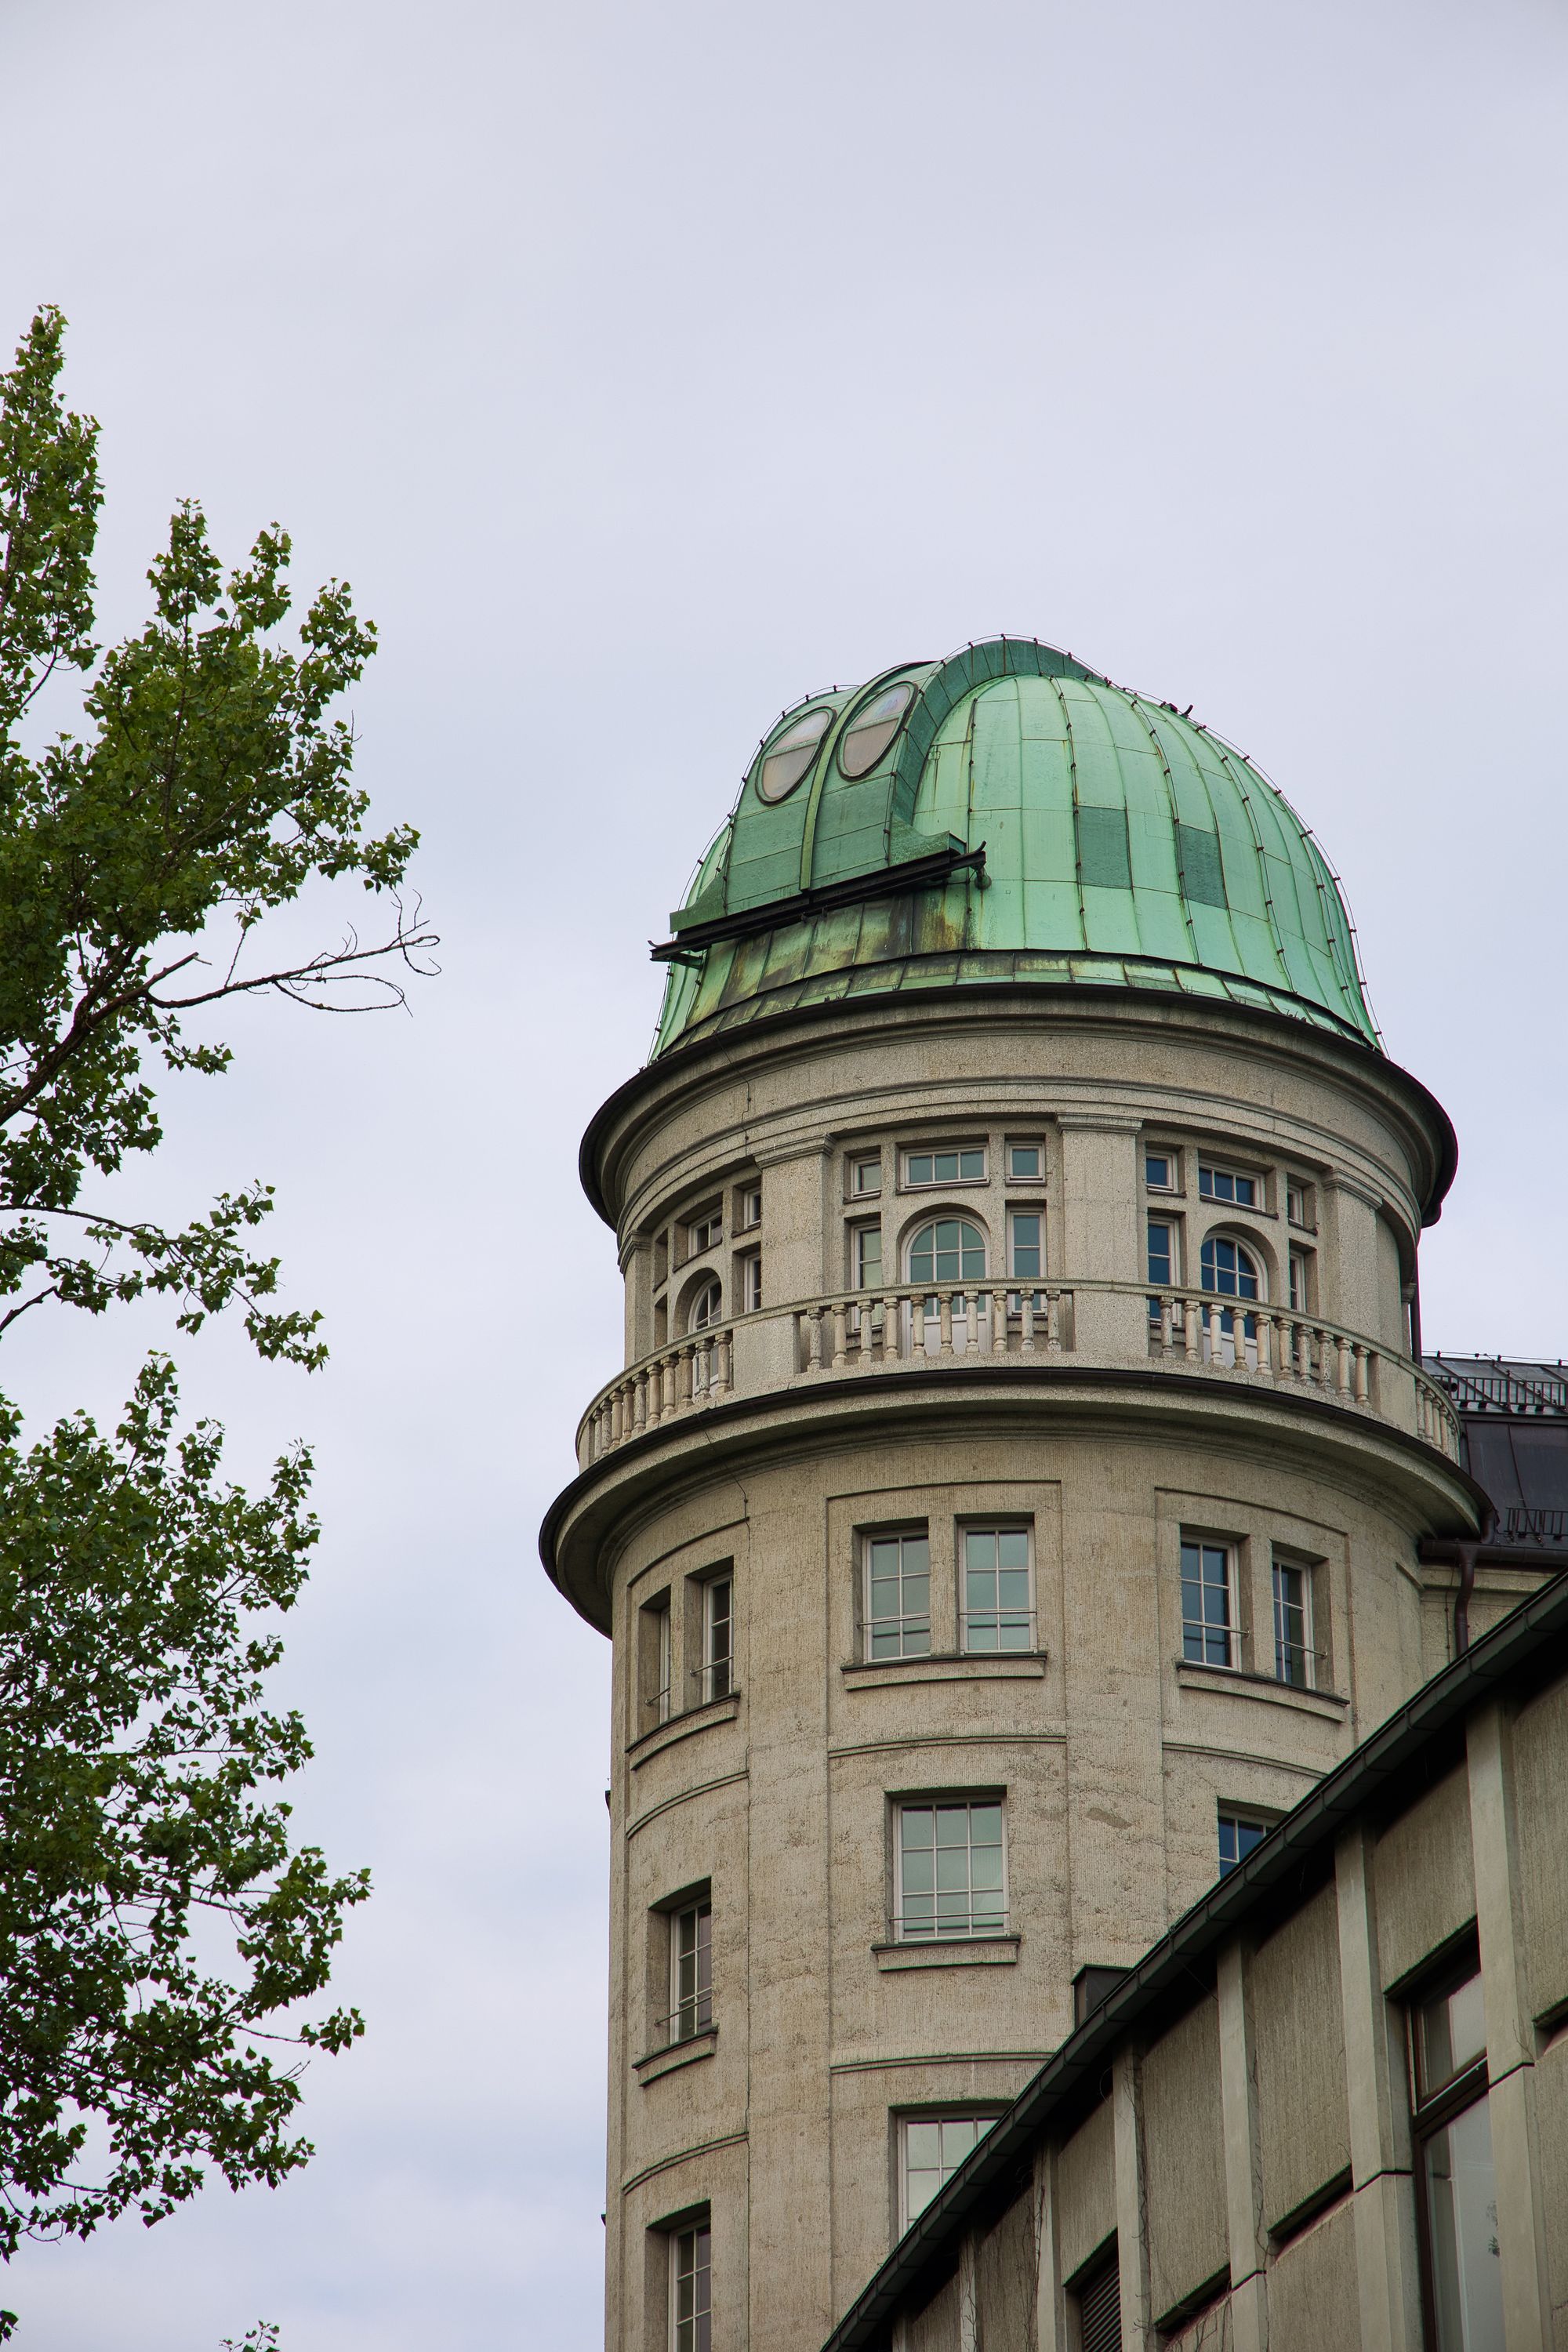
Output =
[
  {"x1": 540, "y1": 985, "x2": 1541, "y2": 2352},
  {"x1": 823, "y1": 1578, "x2": 1568, "y2": 2352}
]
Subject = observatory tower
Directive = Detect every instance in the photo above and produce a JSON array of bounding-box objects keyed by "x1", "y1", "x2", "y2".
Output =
[{"x1": 540, "y1": 639, "x2": 1494, "y2": 2352}]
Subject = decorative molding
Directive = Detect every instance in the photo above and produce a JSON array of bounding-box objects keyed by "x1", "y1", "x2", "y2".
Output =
[
  {"x1": 634, "y1": 2030, "x2": 717, "y2": 2085},
  {"x1": 626, "y1": 1691, "x2": 741, "y2": 1768},
  {"x1": 1174, "y1": 1659, "x2": 1349, "y2": 1722},
  {"x1": 841, "y1": 1651, "x2": 1047, "y2": 1693},
  {"x1": 873, "y1": 1936, "x2": 1022, "y2": 1973}
]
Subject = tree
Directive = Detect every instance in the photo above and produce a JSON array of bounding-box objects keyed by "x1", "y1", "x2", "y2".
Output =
[{"x1": 0, "y1": 307, "x2": 430, "y2": 2321}]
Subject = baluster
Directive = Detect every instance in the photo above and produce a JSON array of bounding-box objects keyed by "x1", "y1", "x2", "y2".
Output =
[
  {"x1": 1184, "y1": 1298, "x2": 1200, "y2": 1362},
  {"x1": 1353, "y1": 1343, "x2": 1370, "y2": 1405},
  {"x1": 606, "y1": 1389, "x2": 620, "y2": 1447},
  {"x1": 807, "y1": 1307, "x2": 826, "y2": 1370},
  {"x1": 1159, "y1": 1296, "x2": 1173, "y2": 1355},
  {"x1": 881, "y1": 1293, "x2": 901, "y2": 1362},
  {"x1": 1021, "y1": 1287, "x2": 1037, "y2": 1355},
  {"x1": 1335, "y1": 1335, "x2": 1351, "y2": 1398},
  {"x1": 695, "y1": 1334, "x2": 711, "y2": 1400},
  {"x1": 715, "y1": 1326, "x2": 733, "y2": 1396},
  {"x1": 832, "y1": 1301, "x2": 848, "y2": 1370},
  {"x1": 990, "y1": 1287, "x2": 1009, "y2": 1357},
  {"x1": 1318, "y1": 1328, "x2": 1334, "y2": 1392},
  {"x1": 664, "y1": 1352, "x2": 680, "y2": 1421},
  {"x1": 938, "y1": 1290, "x2": 954, "y2": 1356},
  {"x1": 1047, "y1": 1287, "x2": 1063, "y2": 1352},
  {"x1": 1255, "y1": 1311, "x2": 1273, "y2": 1379}
]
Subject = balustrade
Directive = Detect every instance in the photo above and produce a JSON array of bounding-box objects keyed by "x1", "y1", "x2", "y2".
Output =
[{"x1": 574, "y1": 1280, "x2": 1463, "y2": 1470}]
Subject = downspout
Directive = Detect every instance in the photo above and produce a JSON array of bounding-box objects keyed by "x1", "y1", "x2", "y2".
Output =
[{"x1": 1453, "y1": 1509, "x2": 1495, "y2": 1657}]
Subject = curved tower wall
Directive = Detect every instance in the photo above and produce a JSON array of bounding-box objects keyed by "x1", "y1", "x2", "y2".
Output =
[{"x1": 543, "y1": 988, "x2": 1499, "y2": 2352}]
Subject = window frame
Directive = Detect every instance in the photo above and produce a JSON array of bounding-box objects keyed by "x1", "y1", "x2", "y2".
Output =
[
  {"x1": 736, "y1": 1250, "x2": 762, "y2": 1314},
  {"x1": 639, "y1": 1591, "x2": 673, "y2": 1730},
  {"x1": 1147, "y1": 1215, "x2": 1178, "y2": 1289},
  {"x1": 668, "y1": 2212, "x2": 713, "y2": 2352},
  {"x1": 895, "y1": 2111, "x2": 1004, "y2": 2233},
  {"x1": 1006, "y1": 1207, "x2": 1044, "y2": 1285},
  {"x1": 901, "y1": 1144, "x2": 987, "y2": 1190},
  {"x1": 1145, "y1": 1148, "x2": 1180, "y2": 1193},
  {"x1": 1286, "y1": 1178, "x2": 1314, "y2": 1230},
  {"x1": 1217, "y1": 1808, "x2": 1271, "y2": 1877},
  {"x1": 1288, "y1": 1247, "x2": 1310, "y2": 1313},
  {"x1": 862, "y1": 1527, "x2": 931, "y2": 1660},
  {"x1": 959, "y1": 1523, "x2": 1036, "y2": 1653},
  {"x1": 668, "y1": 1896, "x2": 713, "y2": 2046},
  {"x1": 848, "y1": 1152, "x2": 883, "y2": 1200},
  {"x1": 1005, "y1": 1141, "x2": 1044, "y2": 1182},
  {"x1": 736, "y1": 1183, "x2": 762, "y2": 1232},
  {"x1": 1181, "y1": 1536, "x2": 1240, "y2": 1668},
  {"x1": 1272, "y1": 1555, "x2": 1315, "y2": 1689},
  {"x1": 1406, "y1": 1948, "x2": 1499, "y2": 2352},
  {"x1": 851, "y1": 1218, "x2": 884, "y2": 1292},
  {"x1": 891, "y1": 1792, "x2": 1008, "y2": 1944},
  {"x1": 1197, "y1": 1161, "x2": 1259, "y2": 1209},
  {"x1": 904, "y1": 1215, "x2": 989, "y2": 1287},
  {"x1": 684, "y1": 1204, "x2": 724, "y2": 1258},
  {"x1": 699, "y1": 1573, "x2": 733, "y2": 1706}
]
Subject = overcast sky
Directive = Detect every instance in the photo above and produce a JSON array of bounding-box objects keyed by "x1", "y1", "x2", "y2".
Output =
[{"x1": 0, "y1": 0, "x2": 1564, "y2": 2343}]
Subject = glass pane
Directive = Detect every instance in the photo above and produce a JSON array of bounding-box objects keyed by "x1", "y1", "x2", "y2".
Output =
[
  {"x1": 1145, "y1": 1154, "x2": 1170, "y2": 1187},
  {"x1": 757, "y1": 707, "x2": 830, "y2": 802},
  {"x1": 959, "y1": 1150, "x2": 985, "y2": 1179},
  {"x1": 1010, "y1": 1145, "x2": 1040, "y2": 1178},
  {"x1": 1424, "y1": 2093, "x2": 1503, "y2": 2351},
  {"x1": 1418, "y1": 1969, "x2": 1489, "y2": 2099},
  {"x1": 905, "y1": 2121, "x2": 941, "y2": 2169},
  {"x1": 933, "y1": 1152, "x2": 958, "y2": 1181},
  {"x1": 906, "y1": 1154, "x2": 933, "y2": 1184},
  {"x1": 997, "y1": 1530, "x2": 1029, "y2": 1570},
  {"x1": 839, "y1": 682, "x2": 914, "y2": 779}
]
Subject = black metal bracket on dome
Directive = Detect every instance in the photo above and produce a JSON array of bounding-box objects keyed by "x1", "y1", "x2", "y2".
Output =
[{"x1": 648, "y1": 842, "x2": 987, "y2": 961}]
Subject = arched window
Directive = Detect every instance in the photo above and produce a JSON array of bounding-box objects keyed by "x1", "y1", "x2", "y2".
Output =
[
  {"x1": 1200, "y1": 1235, "x2": 1260, "y2": 1301},
  {"x1": 906, "y1": 1218, "x2": 987, "y2": 1286},
  {"x1": 685, "y1": 1278, "x2": 723, "y2": 1333}
]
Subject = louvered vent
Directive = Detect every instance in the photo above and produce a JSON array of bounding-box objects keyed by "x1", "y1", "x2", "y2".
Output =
[{"x1": 1076, "y1": 2250, "x2": 1121, "y2": 2352}]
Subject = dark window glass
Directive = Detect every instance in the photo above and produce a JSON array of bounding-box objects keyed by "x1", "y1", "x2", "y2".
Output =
[
  {"x1": 1181, "y1": 1539, "x2": 1234, "y2": 1666},
  {"x1": 1200, "y1": 1234, "x2": 1259, "y2": 1299},
  {"x1": 671, "y1": 1902, "x2": 712, "y2": 2042},
  {"x1": 1199, "y1": 1165, "x2": 1257, "y2": 1207},
  {"x1": 672, "y1": 2221, "x2": 712, "y2": 2352},
  {"x1": 1218, "y1": 1813, "x2": 1267, "y2": 1875},
  {"x1": 1145, "y1": 1152, "x2": 1171, "y2": 1189},
  {"x1": 1273, "y1": 1561, "x2": 1312, "y2": 1687},
  {"x1": 1009, "y1": 1214, "x2": 1042, "y2": 1281},
  {"x1": 1148, "y1": 1218, "x2": 1174, "y2": 1287}
]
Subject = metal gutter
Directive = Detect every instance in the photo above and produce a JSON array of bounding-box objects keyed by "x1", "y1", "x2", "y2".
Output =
[
  {"x1": 819, "y1": 1570, "x2": 1568, "y2": 2352},
  {"x1": 651, "y1": 843, "x2": 985, "y2": 958}
]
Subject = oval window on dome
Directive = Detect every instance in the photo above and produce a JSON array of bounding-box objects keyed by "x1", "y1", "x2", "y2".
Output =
[
  {"x1": 757, "y1": 707, "x2": 832, "y2": 804},
  {"x1": 838, "y1": 680, "x2": 916, "y2": 779}
]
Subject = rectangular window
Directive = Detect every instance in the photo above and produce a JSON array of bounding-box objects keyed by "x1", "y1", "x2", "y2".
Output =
[
  {"x1": 1181, "y1": 1537, "x2": 1236, "y2": 1667},
  {"x1": 670, "y1": 2219, "x2": 712, "y2": 2352},
  {"x1": 961, "y1": 1526, "x2": 1033, "y2": 1651},
  {"x1": 1218, "y1": 1810, "x2": 1268, "y2": 1876},
  {"x1": 1289, "y1": 1250, "x2": 1308, "y2": 1312},
  {"x1": 640, "y1": 1593, "x2": 673, "y2": 1728},
  {"x1": 670, "y1": 1900, "x2": 713, "y2": 2043},
  {"x1": 1007, "y1": 1211, "x2": 1043, "y2": 1282},
  {"x1": 1073, "y1": 2246, "x2": 1122, "y2": 2352},
  {"x1": 1287, "y1": 1181, "x2": 1312, "y2": 1228},
  {"x1": 738, "y1": 1185, "x2": 762, "y2": 1231},
  {"x1": 701, "y1": 1576, "x2": 732, "y2": 1704},
  {"x1": 864, "y1": 1531, "x2": 930, "y2": 1658},
  {"x1": 903, "y1": 1146, "x2": 985, "y2": 1186},
  {"x1": 1006, "y1": 1142, "x2": 1042, "y2": 1180},
  {"x1": 738, "y1": 1250, "x2": 762, "y2": 1312},
  {"x1": 1198, "y1": 1163, "x2": 1257, "y2": 1207},
  {"x1": 1145, "y1": 1150, "x2": 1176, "y2": 1191},
  {"x1": 848, "y1": 1153, "x2": 882, "y2": 1197},
  {"x1": 1410, "y1": 1960, "x2": 1500, "y2": 2352},
  {"x1": 898, "y1": 2114, "x2": 999, "y2": 2229},
  {"x1": 1272, "y1": 1559, "x2": 1312, "y2": 1687},
  {"x1": 1148, "y1": 1218, "x2": 1174, "y2": 1287},
  {"x1": 853, "y1": 1221, "x2": 884, "y2": 1290},
  {"x1": 686, "y1": 1207, "x2": 723, "y2": 1255},
  {"x1": 895, "y1": 1797, "x2": 1006, "y2": 1940}
]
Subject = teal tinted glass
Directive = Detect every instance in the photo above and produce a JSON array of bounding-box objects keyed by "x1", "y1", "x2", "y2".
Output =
[{"x1": 908, "y1": 1219, "x2": 986, "y2": 1283}]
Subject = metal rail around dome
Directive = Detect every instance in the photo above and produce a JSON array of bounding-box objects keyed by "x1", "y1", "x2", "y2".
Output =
[{"x1": 574, "y1": 1279, "x2": 1462, "y2": 1468}]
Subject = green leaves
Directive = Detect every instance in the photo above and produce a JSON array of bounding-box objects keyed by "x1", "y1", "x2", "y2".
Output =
[
  {"x1": 0, "y1": 1359, "x2": 368, "y2": 2281},
  {"x1": 0, "y1": 307, "x2": 434, "y2": 1360}
]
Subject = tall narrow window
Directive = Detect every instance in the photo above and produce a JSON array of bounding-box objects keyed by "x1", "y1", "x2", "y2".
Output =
[
  {"x1": 670, "y1": 1900, "x2": 713, "y2": 2043},
  {"x1": 670, "y1": 2218, "x2": 712, "y2": 2352},
  {"x1": 701, "y1": 1577, "x2": 732, "y2": 1704},
  {"x1": 738, "y1": 1184, "x2": 762, "y2": 1231},
  {"x1": 1007, "y1": 1212, "x2": 1043, "y2": 1281},
  {"x1": 686, "y1": 1278, "x2": 723, "y2": 1333},
  {"x1": 1410, "y1": 1958, "x2": 1500, "y2": 2350},
  {"x1": 1289, "y1": 1250, "x2": 1308, "y2": 1312},
  {"x1": 895, "y1": 1798, "x2": 1006, "y2": 1940},
  {"x1": 961, "y1": 1527, "x2": 1033, "y2": 1651},
  {"x1": 853, "y1": 1222, "x2": 884, "y2": 1290},
  {"x1": 1148, "y1": 1218, "x2": 1174, "y2": 1287},
  {"x1": 1272, "y1": 1559, "x2": 1312, "y2": 1687},
  {"x1": 640, "y1": 1594, "x2": 673, "y2": 1728},
  {"x1": 864, "y1": 1532, "x2": 931, "y2": 1658},
  {"x1": 849, "y1": 1152, "x2": 882, "y2": 1198},
  {"x1": 657, "y1": 1603, "x2": 673, "y2": 1723},
  {"x1": 898, "y1": 2114, "x2": 999, "y2": 2229},
  {"x1": 738, "y1": 1251, "x2": 762, "y2": 1312},
  {"x1": 1181, "y1": 1538, "x2": 1236, "y2": 1667}
]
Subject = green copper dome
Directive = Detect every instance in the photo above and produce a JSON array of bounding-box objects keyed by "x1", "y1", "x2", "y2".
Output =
[{"x1": 652, "y1": 637, "x2": 1379, "y2": 1058}]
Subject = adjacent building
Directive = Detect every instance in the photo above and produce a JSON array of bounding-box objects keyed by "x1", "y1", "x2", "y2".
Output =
[{"x1": 539, "y1": 637, "x2": 1557, "y2": 2350}]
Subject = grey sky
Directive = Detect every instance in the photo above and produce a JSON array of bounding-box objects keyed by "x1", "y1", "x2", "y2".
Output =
[{"x1": 0, "y1": 0, "x2": 1563, "y2": 2343}]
